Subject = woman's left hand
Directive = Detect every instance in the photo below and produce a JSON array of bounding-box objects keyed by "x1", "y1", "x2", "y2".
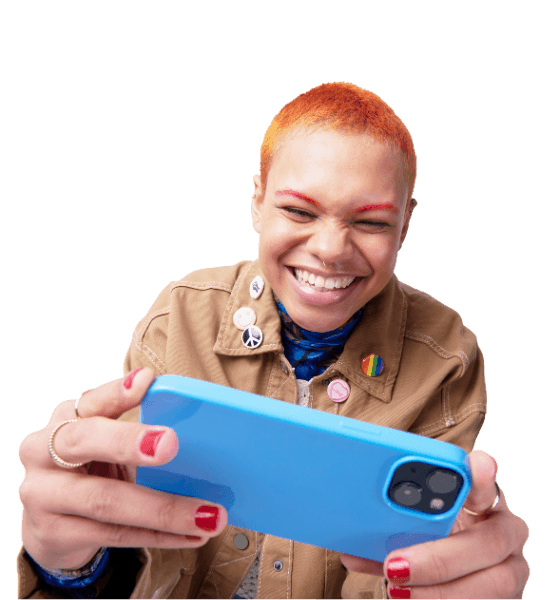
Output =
[{"x1": 340, "y1": 451, "x2": 530, "y2": 598}]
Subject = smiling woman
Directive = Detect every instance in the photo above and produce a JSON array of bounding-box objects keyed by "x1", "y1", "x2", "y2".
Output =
[
  {"x1": 252, "y1": 127, "x2": 411, "y2": 332},
  {"x1": 16, "y1": 80, "x2": 530, "y2": 600}
]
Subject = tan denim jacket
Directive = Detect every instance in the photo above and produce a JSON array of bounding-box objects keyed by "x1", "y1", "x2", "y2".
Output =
[{"x1": 19, "y1": 260, "x2": 486, "y2": 599}]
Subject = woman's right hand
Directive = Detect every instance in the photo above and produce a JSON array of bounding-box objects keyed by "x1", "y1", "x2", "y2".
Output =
[{"x1": 19, "y1": 367, "x2": 228, "y2": 571}]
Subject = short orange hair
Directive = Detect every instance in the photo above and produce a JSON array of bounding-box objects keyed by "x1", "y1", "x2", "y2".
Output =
[{"x1": 260, "y1": 82, "x2": 416, "y2": 202}]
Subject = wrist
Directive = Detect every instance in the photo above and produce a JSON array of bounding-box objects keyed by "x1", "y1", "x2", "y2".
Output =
[{"x1": 27, "y1": 546, "x2": 111, "y2": 590}]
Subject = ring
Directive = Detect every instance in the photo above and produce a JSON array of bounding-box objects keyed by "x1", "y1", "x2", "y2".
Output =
[
  {"x1": 48, "y1": 419, "x2": 87, "y2": 469},
  {"x1": 462, "y1": 482, "x2": 500, "y2": 516}
]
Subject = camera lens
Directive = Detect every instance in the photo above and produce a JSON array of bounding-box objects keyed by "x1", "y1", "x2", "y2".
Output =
[
  {"x1": 427, "y1": 470, "x2": 458, "y2": 494},
  {"x1": 392, "y1": 482, "x2": 422, "y2": 506}
]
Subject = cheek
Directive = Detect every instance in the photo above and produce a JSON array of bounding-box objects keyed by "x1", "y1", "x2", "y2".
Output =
[
  {"x1": 360, "y1": 237, "x2": 400, "y2": 272},
  {"x1": 260, "y1": 219, "x2": 300, "y2": 260},
  {"x1": 258, "y1": 225, "x2": 288, "y2": 278}
]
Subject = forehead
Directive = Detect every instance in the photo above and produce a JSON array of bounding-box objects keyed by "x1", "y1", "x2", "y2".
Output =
[{"x1": 268, "y1": 127, "x2": 408, "y2": 207}]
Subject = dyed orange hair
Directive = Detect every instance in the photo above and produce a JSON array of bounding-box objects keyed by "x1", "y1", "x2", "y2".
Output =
[{"x1": 260, "y1": 82, "x2": 416, "y2": 202}]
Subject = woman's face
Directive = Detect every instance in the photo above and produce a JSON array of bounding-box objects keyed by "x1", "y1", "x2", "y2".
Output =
[{"x1": 252, "y1": 127, "x2": 412, "y2": 332}]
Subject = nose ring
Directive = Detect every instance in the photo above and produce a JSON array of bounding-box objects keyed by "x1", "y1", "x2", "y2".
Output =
[{"x1": 322, "y1": 261, "x2": 333, "y2": 269}]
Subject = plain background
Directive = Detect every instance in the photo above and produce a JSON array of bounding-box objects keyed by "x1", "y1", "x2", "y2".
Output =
[{"x1": 2, "y1": 2, "x2": 547, "y2": 596}]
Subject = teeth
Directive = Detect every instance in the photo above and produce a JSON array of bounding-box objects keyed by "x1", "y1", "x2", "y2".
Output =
[{"x1": 294, "y1": 269, "x2": 356, "y2": 290}]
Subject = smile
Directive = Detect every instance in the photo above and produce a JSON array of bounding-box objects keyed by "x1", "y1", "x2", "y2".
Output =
[{"x1": 293, "y1": 268, "x2": 356, "y2": 291}]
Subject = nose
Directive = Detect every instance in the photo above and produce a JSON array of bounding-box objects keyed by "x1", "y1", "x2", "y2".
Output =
[{"x1": 305, "y1": 219, "x2": 354, "y2": 265}]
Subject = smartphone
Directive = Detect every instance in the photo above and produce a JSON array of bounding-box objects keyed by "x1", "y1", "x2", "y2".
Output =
[{"x1": 136, "y1": 375, "x2": 471, "y2": 561}]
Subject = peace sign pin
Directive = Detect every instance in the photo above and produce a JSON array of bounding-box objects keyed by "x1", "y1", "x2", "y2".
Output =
[{"x1": 242, "y1": 325, "x2": 263, "y2": 350}]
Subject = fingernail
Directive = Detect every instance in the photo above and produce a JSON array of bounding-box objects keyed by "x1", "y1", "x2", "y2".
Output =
[
  {"x1": 195, "y1": 505, "x2": 219, "y2": 531},
  {"x1": 387, "y1": 557, "x2": 410, "y2": 584},
  {"x1": 140, "y1": 430, "x2": 165, "y2": 457},
  {"x1": 123, "y1": 367, "x2": 143, "y2": 389},
  {"x1": 388, "y1": 584, "x2": 411, "y2": 599}
]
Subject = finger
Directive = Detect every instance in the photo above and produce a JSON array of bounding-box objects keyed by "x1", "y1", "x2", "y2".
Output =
[
  {"x1": 51, "y1": 417, "x2": 178, "y2": 467},
  {"x1": 462, "y1": 450, "x2": 499, "y2": 516},
  {"x1": 61, "y1": 367, "x2": 157, "y2": 421},
  {"x1": 387, "y1": 553, "x2": 529, "y2": 599},
  {"x1": 29, "y1": 470, "x2": 228, "y2": 538},
  {"x1": 48, "y1": 515, "x2": 210, "y2": 556},
  {"x1": 23, "y1": 510, "x2": 210, "y2": 571},
  {"x1": 384, "y1": 507, "x2": 529, "y2": 586}
]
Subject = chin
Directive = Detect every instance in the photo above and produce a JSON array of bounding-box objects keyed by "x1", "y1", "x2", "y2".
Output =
[{"x1": 290, "y1": 308, "x2": 356, "y2": 333}]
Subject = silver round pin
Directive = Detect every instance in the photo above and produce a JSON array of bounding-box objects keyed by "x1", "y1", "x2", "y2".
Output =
[
  {"x1": 233, "y1": 307, "x2": 257, "y2": 330},
  {"x1": 249, "y1": 276, "x2": 265, "y2": 300},
  {"x1": 242, "y1": 325, "x2": 263, "y2": 350}
]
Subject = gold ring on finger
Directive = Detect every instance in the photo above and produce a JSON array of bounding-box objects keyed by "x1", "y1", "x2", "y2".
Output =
[{"x1": 48, "y1": 419, "x2": 87, "y2": 469}]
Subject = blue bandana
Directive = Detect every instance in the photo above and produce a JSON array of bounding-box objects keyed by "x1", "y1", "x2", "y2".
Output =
[{"x1": 276, "y1": 301, "x2": 365, "y2": 381}]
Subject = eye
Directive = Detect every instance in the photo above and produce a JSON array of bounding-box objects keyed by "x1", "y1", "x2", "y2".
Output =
[
  {"x1": 353, "y1": 219, "x2": 392, "y2": 230},
  {"x1": 280, "y1": 206, "x2": 316, "y2": 220}
]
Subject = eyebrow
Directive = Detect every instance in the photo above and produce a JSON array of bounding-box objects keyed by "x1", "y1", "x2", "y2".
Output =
[
  {"x1": 275, "y1": 189, "x2": 319, "y2": 206},
  {"x1": 354, "y1": 203, "x2": 399, "y2": 214},
  {"x1": 276, "y1": 189, "x2": 399, "y2": 214}
]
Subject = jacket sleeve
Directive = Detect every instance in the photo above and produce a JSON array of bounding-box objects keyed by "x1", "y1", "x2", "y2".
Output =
[
  {"x1": 409, "y1": 342, "x2": 487, "y2": 453},
  {"x1": 18, "y1": 549, "x2": 53, "y2": 600},
  {"x1": 123, "y1": 282, "x2": 174, "y2": 378}
]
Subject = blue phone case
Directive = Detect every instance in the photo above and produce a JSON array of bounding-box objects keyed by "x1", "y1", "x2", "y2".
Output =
[{"x1": 136, "y1": 375, "x2": 471, "y2": 561}]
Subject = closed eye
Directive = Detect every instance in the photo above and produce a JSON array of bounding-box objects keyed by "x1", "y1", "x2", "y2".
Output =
[
  {"x1": 281, "y1": 206, "x2": 316, "y2": 219},
  {"x1": 354, "y1": 219, "x2": 392, "y2": 230}
]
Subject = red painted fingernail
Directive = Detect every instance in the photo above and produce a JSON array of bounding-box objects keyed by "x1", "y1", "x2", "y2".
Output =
[
  {"x1": 123, "y1": 367, "x2": 143, "y2": 389},
  {"x1": 387, "y1": 556, "x2": 410, "y2": 584},
  {"x1": 195, "y1": 505, "x2": 219, "y2": 531},
  {"x1": 140, "y1": 430, "x2": 165, "y2": 457},
  {"x1": 388, "y1": 584, "x2": 411, "y2": 599},
  {"x1": 185, "y1": 535, "x2": 202, "y2": 541}
]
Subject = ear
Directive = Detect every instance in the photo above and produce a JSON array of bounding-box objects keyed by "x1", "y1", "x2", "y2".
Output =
[
  {"x1": 251, "y1": 174, "x2": 264, "y2": 234},
  {"x1": 399, "y1": 197, "x2": 417, "y2": 250}
]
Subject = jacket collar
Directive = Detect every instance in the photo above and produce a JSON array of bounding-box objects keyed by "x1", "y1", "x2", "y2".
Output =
[
  {"x1": 213, "y1": 260, "x2": 407, "y2": 403},
  {"x1": 213, "y1": 261, "x2": 284, "y2": 357}
]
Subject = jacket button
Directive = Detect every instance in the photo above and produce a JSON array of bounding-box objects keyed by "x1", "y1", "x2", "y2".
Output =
[
  {"x1": 233, "y1": 533, "x2": 249, "y2": 550},
  {"x1": 273, "y1": 560, "x2": 283, "y2": 571}
]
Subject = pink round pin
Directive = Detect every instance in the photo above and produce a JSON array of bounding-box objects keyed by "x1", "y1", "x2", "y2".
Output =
[{"x1": 327, "y1": 379, "x2": 350, "y2": 403}]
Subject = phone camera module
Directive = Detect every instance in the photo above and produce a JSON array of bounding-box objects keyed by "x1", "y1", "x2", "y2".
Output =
[
  {"x1": 427, "y1": 470, "x2": 458, "y2": 494},
  {"x1": 392, "y1": 482, "x2": 423, "y2": 507},
  {"x1": 388, "y1": 461, "x2": 464, "y2": 515}
]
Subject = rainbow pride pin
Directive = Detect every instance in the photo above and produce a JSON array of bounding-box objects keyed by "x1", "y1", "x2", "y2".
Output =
[{"x1": 361, "y1": 353, "x2": 384, "y2": 376}]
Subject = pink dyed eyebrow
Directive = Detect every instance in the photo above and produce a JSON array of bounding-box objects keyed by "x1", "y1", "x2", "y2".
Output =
[
  {"x1": 354, "y1": 203, "x2": 399, "y2": 214},
  {"x1": 275, "y1": 189, "x2": 319, "y2": 206},
  {"x1": 275, "y1": 189, "x2": 399, "y2": 215}
]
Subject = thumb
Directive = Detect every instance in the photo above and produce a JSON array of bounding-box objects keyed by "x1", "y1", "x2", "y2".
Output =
[{"x1": 462, "y1": 450, "x2": 500, "y2": 515}]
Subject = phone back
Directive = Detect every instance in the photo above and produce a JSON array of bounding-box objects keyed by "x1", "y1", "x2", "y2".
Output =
[{"x1": 137, "y1": 375, "x2": 471, "y2": 561}]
